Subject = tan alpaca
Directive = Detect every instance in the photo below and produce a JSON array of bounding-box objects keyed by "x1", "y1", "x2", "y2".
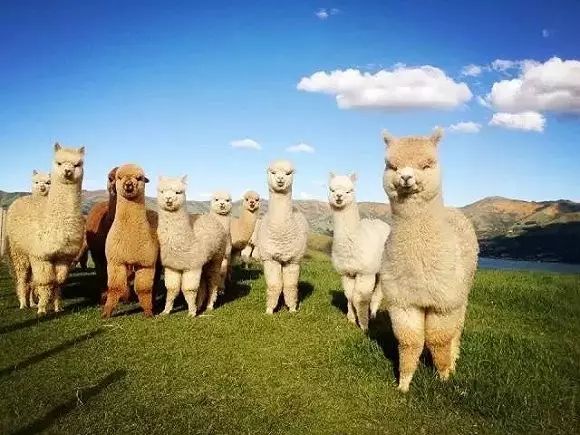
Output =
[
  {"x1": 102, "y1": 164, "x2": 158, "y2": 318},
  {"x1": 208, "y1": 191, "x2": 232, "y2": 292},
  {"x1": 380, "y1": 128, "x2": 478, "y2": 392},
  {"x1": 31, "y1": 170, "x2": 51, "y2": 197},
  {"x1": 230, "y1": 191, "x2": 260, "y2": 272},
  {"x1": 6, "y1": 144, "x2": 85, "y2": 313}
]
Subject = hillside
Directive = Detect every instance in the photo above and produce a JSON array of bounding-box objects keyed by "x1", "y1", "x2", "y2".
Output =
[{"x1": 1, "y1": 191, "x2": 579, "y2": 263}]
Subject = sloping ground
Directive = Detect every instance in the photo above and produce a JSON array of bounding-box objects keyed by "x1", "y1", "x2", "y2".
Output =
[{"x1": 0, "y1": 255, "x2": 578, "y2": 434}]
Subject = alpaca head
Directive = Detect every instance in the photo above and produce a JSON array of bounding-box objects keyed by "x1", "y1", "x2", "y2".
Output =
[
  {"x1": 52, "y1": 143, "x2": 85, "y2": 184},
  {"x1": 31, "y1": 170, "x2": 51, "y2": 196},
  {"x1": 382, "y1": 128, "x2": 443, "y2": 203},
  {"x1": 267, "y1": 160, "x2": 294, "y2": 193},
  {"x1": 328, "y1": 173, "x2": 357, "y2": 210},
  {"x1": 242, "y1": 191, "x2": 260, "y2": 213},
  {"x1": 107, "y1": 167, "x2": 119, "y2": 196},
  {"x1": 211, "y1": 191, "x2": 232, "y2": 215},
  {"x1": 157, "y1": 175, "x2": 187, "y2": 212},
  {"x1": 115, "y1": 164, "x2": 149, "y2": 200}
]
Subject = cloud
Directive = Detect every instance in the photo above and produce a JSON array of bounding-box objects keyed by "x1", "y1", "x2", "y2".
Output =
[
  {"x1": 542, "y1": 29, "x2": 550, "y2": 38},
  {"x1": 297, "y1": 66, "x2": 472, "y2": 110},
  {"x1": 315, "y1": 8, "x2": 339, "y2": 20},
  {"x1": 286, "y1": 143, "x2": 315, "y2": 153},
  {"x1": 486, "y1": 57, "x2": 580, "y2": 114},
  {"x1": 448, "y1": 121, "x2": 482, "y2": 133},
  {"x1": 477, "y1": 95, "x2": 491, "y2": 108},
  {"x1": 461, "y1": 64, "x2": 484, "y2": 77},
  {"x1": 299, "y1": 192, "x2": 316, "y2": 200},
  {"x1": 489, "y1": 112, "x2": 546, "y2": 132},
  {"x1": 230, "y1": 138, "x2": 261, "y2": 150}
]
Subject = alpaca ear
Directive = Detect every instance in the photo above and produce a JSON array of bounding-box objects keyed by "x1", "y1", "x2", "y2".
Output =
[
  {"x1": 144, "y1": 176, "x2": 150, "y2": 183},
  {"x1": 32, "y1": 169, "x2": 38, "y2": 176},
  {"x1": 181, "y1": 175, "x2": 188, "y2": 184},
  {"x1": 382, "y1": 130, "x2": 396, "y2": 147},
  {"x1": 54, "y1": 142, "x2": 62, "y2": 152},
  {"x1": 349, "y1": 173, "x2": 358, "y2": 183},
  {"x1": 431, "y1": 127, "x2": 444, "y2": 146}
]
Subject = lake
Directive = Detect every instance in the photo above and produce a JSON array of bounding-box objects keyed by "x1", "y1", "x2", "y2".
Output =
[{"x1": 478, "y1": 257, "x2": 580, "y2": 274}]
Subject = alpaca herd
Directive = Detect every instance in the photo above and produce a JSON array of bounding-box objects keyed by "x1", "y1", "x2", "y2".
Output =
[{"x1": 4, "y1": 129, "x2": 478, "y2": 393}]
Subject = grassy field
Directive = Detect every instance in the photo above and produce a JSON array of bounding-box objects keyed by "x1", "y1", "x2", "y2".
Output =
[{"x1": 0, "y1": 250, "x2": 578, "y2": 434}]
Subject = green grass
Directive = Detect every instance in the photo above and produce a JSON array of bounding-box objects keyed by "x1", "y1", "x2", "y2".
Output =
[{"x1": 0, "y1": 251, "x2": 578, "y2": 434}]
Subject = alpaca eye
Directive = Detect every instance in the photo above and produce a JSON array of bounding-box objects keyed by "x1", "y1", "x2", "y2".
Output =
[
  {"x1": 175, "y1": 191, "x2": 183, "y2": 195},
  {"x1": 57, "y1": 162, "x2": 62, "y2": 166},
  {"x1": 285, "y1": 171, "x2": 292, "y2": 176},
  {"x1": 387, "y1": 162, "x2": 397, "y2": 171},
  {"x1": 74, "y1": 163, "x2": 82, "y2": 168},
  {"x1": 422, "y1": 164, "x2": 431, "y2": 170},
  {"x1": 46, "y1": 181, "x2": 51, "y2": 185},
  {"x1": 330, "y1": 188, "x2": 335, "y2": 193}
]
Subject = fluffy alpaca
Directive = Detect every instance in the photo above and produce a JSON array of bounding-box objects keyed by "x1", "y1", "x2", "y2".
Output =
[
  {"x1": 85, "y1": 167, "x2": 118, "y2": 298},
  {"x1": 257, "y1": 160, "x2": 309, "y2": 314},
  {"x1": 209, "y1": 191, "x2": 232, "y2": 291},
  {"x1": 380, "y1": 128, "x2": 478, "y2": 392},
  {"x1": 157, "y1": 176, "x2": 227, "y2": 315},
  {"x1": 240, "y1": 218, "x2": 262, "y2": 263},
  {"x1": 230, "y1": 191, "x2": 261, "y2": 252},
  {"x1": 329, "y1": 173, "x2": 390, "y2": 331},
  {"x1": 7, "y1": 143, "x2": 85, "y2": 313},
  {"x1": 102, "y1": 164, "x2": 158, "y2": 318},
  {"x1": 31, "y1": 170, "x2": 51, "y2": 197}
]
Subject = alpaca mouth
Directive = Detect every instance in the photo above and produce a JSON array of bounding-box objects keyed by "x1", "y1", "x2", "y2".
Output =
[{"x1": 40, "y1": 186, "x2": 46, "y2": 192}]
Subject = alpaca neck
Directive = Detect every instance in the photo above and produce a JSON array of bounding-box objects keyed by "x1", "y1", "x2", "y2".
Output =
[
  {"x1": 116, "y1": 195, "x2": 148, "y2": 223},
  {"x1": 107, "y1": 192, "x2": 117, "y2": 221},
  {"x1": 159, "y1": 206, "x2": 190, "y2": 228},
  {"x1": 268, "y1": 189, "x2": 293, "y2": 223},
  {"x1": 46, "y1": 180, "x2": 82, "y2": 220},
  {"x1": 332, "y1": 202, "x2": 361, "y2": 238},
  {"x1": 391, "y1": 191, "x2": 444, "y2": 222}
]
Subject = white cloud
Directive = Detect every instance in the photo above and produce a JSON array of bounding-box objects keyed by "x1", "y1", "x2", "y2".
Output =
[
  {"x1": 315, "y1": 8, "x2": 339, "y2": 20},
  {"x1": 491, "y1": 59, "x2": 520, "y2": 73},
  {"x1": 448, "y1": 121, "x2": 482, "y2": 133},
  {"x1": 297, "y1": 66, "x2": 473, "y2": 110},
  {"x1": 230, "y1": 138, "x2": 261, "y2": 150},
  {"x1": 489, "y1": 112, "x2": 546, "y2": 132},
  {"x1": 461, "y1": 64, "x2": 484, "y2": 77},
  {"x1": 286, "y1": 143, "x2": 315, "y2": 153},
  {"x1": 486, "y1": 57, "x2": 580, "y2": 114},
  {"x1": 542, "y1": 29, "x2": 550, "y2": 38}
]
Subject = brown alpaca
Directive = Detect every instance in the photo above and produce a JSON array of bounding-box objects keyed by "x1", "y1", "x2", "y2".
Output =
[
  {"x1": 102, "y1": 164, "x2": 158, "y2": 318},
  {"x1": 86, "y1": 167, "x2": 118, "y2": 299}
]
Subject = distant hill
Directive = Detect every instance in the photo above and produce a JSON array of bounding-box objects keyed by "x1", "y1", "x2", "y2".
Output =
[{"x1": 1, "y1": 191, "x2": 579, "y2": 263}]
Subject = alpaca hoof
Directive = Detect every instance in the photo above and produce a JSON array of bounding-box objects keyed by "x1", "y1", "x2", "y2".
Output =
[
  {"x1": 143, "y1": 310, "x2": 154, "y2": 318},
  {"x1": 37, "y1": 309, "x2": 47, "y2": 317},
  {"x1": 288, "y1": 306, "x2": 297, "y2": 313},
  {"x1": 438, "y1": 369, "x2": 451, "y2": 381},
  {"x1": 54, "y1": 307, "x2": 63, "y2": 313},
  {"x1": 187, "y1": 311, "x2": 197, "y2": 317},
  {"x1": 206, "y1": 304, "x2": 214, "y2": 311},
  {"x1": 397, "y1": 375, "x2": 412, "y2": 393},
  {"x1": 397, "y1": 383, "x2": 410, "y2": 393},
  {"x1": 101, "y1": 309, "x2": 112, "y2": 319},
  {"x1": 266, "y1": 308, "x2": 274, "y2": 315},
  {"x1": 160, "y1": 310, "x2": 171, "y2": 316},
  {"x1": 19, "y1": 303, "x2": 27, "y2": 310}
]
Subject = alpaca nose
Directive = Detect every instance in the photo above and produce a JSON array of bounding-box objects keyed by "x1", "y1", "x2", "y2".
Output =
[
  {"x1": 64, "y1": 169, "x2": 73, "y2": 178},
  {"x1": 401, "y1": 174, "x2": 413, "y2": 182},
  {"x1": 124, "y1": 182, "x2": 134, "y2": 192}
]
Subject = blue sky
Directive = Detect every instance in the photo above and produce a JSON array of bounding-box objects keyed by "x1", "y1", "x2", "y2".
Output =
[{"x1": 1, "y1": 0, "x2": 579, "y2": 205}]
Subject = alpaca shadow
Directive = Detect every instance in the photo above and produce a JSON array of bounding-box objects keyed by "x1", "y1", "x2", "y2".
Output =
[
  {"x1": 330, "y1": 289, "x2": 347, "y2": 314},
  {"x1": 0, "y1": 328, "x2": 105, "y2": 379},
  {"x1": 368, "y1": 312, "x2": 400, "y2": 380},
  {"x1": 298, "y1": 281, "x2": 314, "y2": 302},
  {"x1": 10, "y1": 368, "x2": 126, "y2": 435}
]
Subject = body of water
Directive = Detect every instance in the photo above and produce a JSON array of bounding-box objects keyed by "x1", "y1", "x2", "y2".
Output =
[{"x1": 478, "y1": 257, "x2": 580, "y2": 274}]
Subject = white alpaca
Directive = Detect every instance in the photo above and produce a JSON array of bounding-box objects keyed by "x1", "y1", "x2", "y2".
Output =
[
  {"x1": 31, "y1": 170, "x2": 51, "y2": 197},
  {"x1": 230, "y1": 191, "x2": 261, "y2": 255},
  {"x1": 329, "y1": 173, "x2": 390, "y2": 331},
  {"x1": 241, "y1": 218, "x2": 262, "y2": 263},
  {"x1": 257, "y1": 160, "x2": 309, "y2": 314},
  {"x1": 380, "y1": 129, "x2": 478, "y2": 392},
  {"x1": 7, "y1": 144, "x2": 85, "y2": 314},
  {"x1": 157, "y1": 176, "x2": 227, "y2": 315},
  {"x1": 209, "y1": 191, "x2": 232, "y2": 291}
]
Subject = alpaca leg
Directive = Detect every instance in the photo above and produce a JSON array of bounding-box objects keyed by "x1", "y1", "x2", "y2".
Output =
[
  {"x1": 9, "y1": 247, "x2": 31, "y2": 309},
  {"x1": 205, "y1": 257, "x2": 223, "y2": 311},
  {"x1": 282, "y1": 263, "x2": 300, "y2": 312},
  {"x1": 341, "y1": 275, "x2": 356, "y2": 324},
  {"x1": 240, "y1": 245, "x2": 252, "y2": 263},
  {"x1": 425, "y1": 306, "x2": 466, "y2": 380},
  {"x1": 134, "y1": 267, "x2": 155, "y2": 317},
  {"x1": 389, "y1": 306, "x2": 425, "y2": 393},
  {"x1": 162, "y1": 268, "x2": 182, "y2": 315},
  {"x1": 53, "y1": 262, "x2": 69, "y2": 312},
  {"x1": 182, "y1": 269, "x2": 203, "y2": 317},
  {"x1": 30, "y1": 258, "x2": 56, "y2": 316},
  {"x1": 353, "y1": 274, "x2": 376, "y2": 332},
  {"x1": 370, "y1": 277, "x2": 383, "y2": 319},
  {"x1": 102, "y1": 264, "x2": 128, "y2": 318},
  {"x1": 263, "y1": 260, "x2": 282, "y2": 314},
  {"x1": 28, "y1": 284, "x2": 37, "y2": 308}
]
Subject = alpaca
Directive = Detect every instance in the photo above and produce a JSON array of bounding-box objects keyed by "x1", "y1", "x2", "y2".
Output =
[
  {"x1": 102, "y1": 164, "x2": 158, "y2": 318},
  {"x1": 157, "y1": 176, "x2": 227, "y2": 315},
  {"x1": 380, "y1": 128, "x2": 478, "y2": 392},
  {"x1": 31, "y1": 170, "x2": 51, "y2": 197},
  {"x1": 85, "y1": 167, "x2": 118, "y2": 299},
  {"x1": 240, "y1": 218, "x2": 262, "y2": 264},
  {"x1": 7, "y1": 143, "x2": 85, "y2": 313},
  {"x1": 230, "y1": 191, "x2": 261, "y2": 253},
  {"x1": 257, "y1": 160, "x2": 309, "y2": 314},
  {"x1": 70, "y1": 218, "x2": 89, "y2": 271},
  {"x1": 329, "y1": 173, "x2": 390, "y2": 332},
  {"x1": 209, "y1": 191, "x2": 232, "y2": 291}
]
